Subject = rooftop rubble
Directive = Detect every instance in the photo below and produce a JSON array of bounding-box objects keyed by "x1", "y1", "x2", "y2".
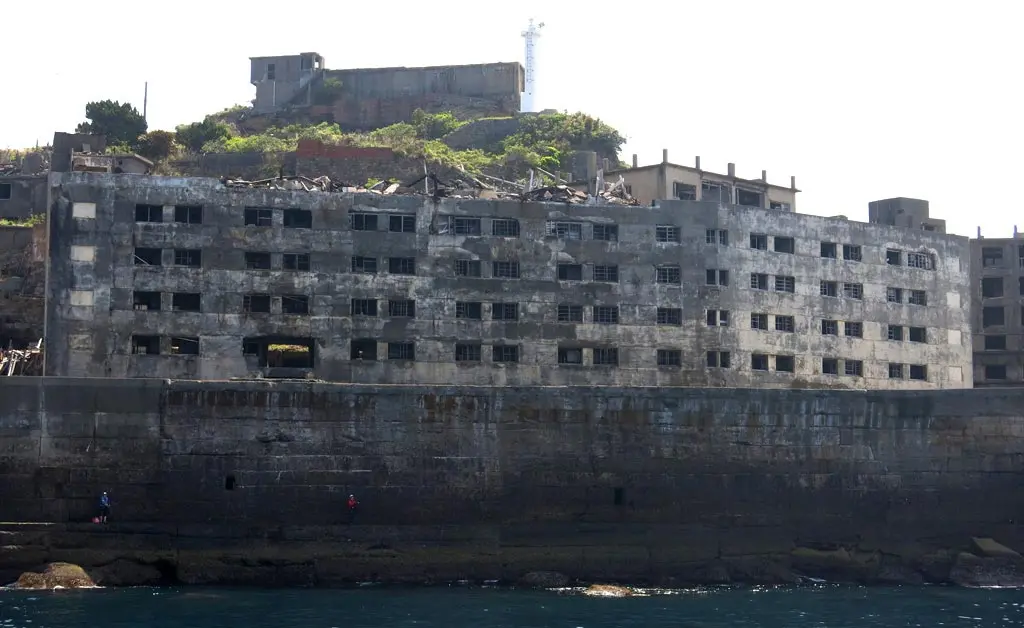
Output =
[
  {"x1": 0, "y1": 150, "x2": 50, "y2": 176},
  {"x1": 0, "y1": 339, "x2": 42, "y2": 376}
]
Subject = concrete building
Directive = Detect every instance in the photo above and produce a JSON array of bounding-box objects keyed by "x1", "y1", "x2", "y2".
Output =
[
  {"x1": 869, "y1": 197, "x2": 946, "y2": 233},
  {"x1": 44, "y1": 171, "x2": 972, "y2": 388},
  {"x1": 971, "y1": 229, "x2": 1024, "y2": 386},
  {"x1": 0, "y1": 174, "x2": 47, "y2": 219},
  {"x1": 250, "y1": 52, "x2": 326, "y2": 113}
]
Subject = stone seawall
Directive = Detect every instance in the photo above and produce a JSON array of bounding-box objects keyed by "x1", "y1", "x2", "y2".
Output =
[{"x1": 2, "y1": 378, "x2": 1024, "y2": 586}]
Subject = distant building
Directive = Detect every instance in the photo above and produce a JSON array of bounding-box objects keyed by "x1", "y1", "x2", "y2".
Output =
[
  {"x1": 868, "y1": 197, "x2": 946, "y2": 233},
  {"x1": 249, "y1": 52, "x2": 326, "y2": 113},
  {"x1": 971, "y1": 229, "x2": 1024, "y2": 386}
]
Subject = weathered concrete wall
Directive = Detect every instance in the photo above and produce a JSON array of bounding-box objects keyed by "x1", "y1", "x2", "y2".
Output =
[
  {"x1": 0, "y1": 175, "x2": 47, "y2": 219},
  {"x1": 970, "y1": 237, "x2": 1024, "y2": 386},
  {"x1": 0, "y1": 224, "x2": 46, "y2": 347}
]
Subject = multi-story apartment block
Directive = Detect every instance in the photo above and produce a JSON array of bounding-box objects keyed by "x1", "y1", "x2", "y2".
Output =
[
  {"x1": 971, "y1": 231, "x2": 1024, "y2": 386},
  {"x1": 44, "y1": 172, "x2": 972, "y2": 388}
]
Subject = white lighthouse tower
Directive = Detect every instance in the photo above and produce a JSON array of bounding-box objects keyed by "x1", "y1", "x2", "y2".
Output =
[{"x1": 521, "y1": 18, "x2": 544, "y2": 112}]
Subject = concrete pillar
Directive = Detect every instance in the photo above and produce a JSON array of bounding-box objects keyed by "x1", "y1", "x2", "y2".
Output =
[
  {"x1": 603, "y1": 158, "x2": 610, "y2": 171},
  {"x1": 790, "y1": 175, "x2": 796, "y2": 190},
  {"x1": 761, "y1": 169, "x2": 767, "y2": 181},
  {"x1": 695, "y1": 156, "x2": 701, "y2": 170},
  {"x1": 727, "y1": 163, "x2": 735, "y2": 177},
  {"x1": 662, "y1": 149, "x2": 668, "y2": 164},
  {"x1": 632, "y1": 154, "x2": 638, "y2": 168}
]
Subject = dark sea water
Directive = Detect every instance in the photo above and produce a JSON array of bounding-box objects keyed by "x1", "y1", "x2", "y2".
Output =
[{"x1": 2, "y1": 585, "x2": 1024, "y2": 628}]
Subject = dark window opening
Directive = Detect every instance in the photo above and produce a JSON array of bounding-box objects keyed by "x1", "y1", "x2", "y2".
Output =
[
  {"x1": 351, "y1": 339, "x2": 377, "y2": 360},
  {"x1": 593, "y1": 265, "x2": 618, "y2": 282},
  {"x1": 174, "y1": 249, "x2": 201, "y2": 268},
  {"x1": 456, "y1": 301, "x2": 482, "y2": 320},
  {"x1": 909, "y1": 364, "x2": 927, "y2": 381},
  {"x1": 170, "y1": 336, "x2": 199, "y2": 355},
  {"x1": 985, "y1": 335, "x2": 1007, "y2": 351},
  {"x1": 908, "y1": 290, "x2": 927, "y2": 306},
  {"x1": 492, "y1": 345, "x2": 519, "y2": 363},
  {"x1": 388, "y1": 299, "x2": 415, "y2": 318},
  {"x1": 985, "y1": 365, "x2": 1008, "y2": 380},
  {"x1": 673, "y1": 182, "x2": 697, "y2": 200},
  {"x1": 657, "y1": 349, "x2": 682, "y2": 367},
  {"x1": 131, "y1": 335, "x2": 160, "y2": 355},
  {"x1": 282, "y1": 295, "x2": 309, "y2": 315},
  {"x1": 658, "y1": 307, "x2": 683, "y2": 326},
  {"x1": 492, "y1": 218, "x2": 520, "y2": 237},
  {"x1": 171, "y1": 292, "x2": 201, "y2": 312},
  {"x1": 243, "y1": 294, "x2": 271, "y2": 313},
  {"x1": 557, "y1": 304, "x2": 583, "y2": 322},
  {"x1": 135, "y1": 204, "x2": 163, "y2": 222},
  {"x1": 750, "y1": 234, "x2": 768, "y2": 250},
  {"x1": 283, "y1": 208, "x2": 312, "y2": 228},
  {"x1": 351, "y1": 298, "x2": 377, "y2": 316},
  {"x1": 886, "y1": 249, "x2": 901, "y2": 266},
  {"x1": 776, "y1": 355, "x2": 795, "y2": 373},
  {"x1": 820, "y1": 281, "x2": 838, "y2": 297},
  {"x1": 656, "y1": 265, "x2": 681, "y2": 284},
  {"x1": 887, "y1": 325, "x2": 904, "y2": 341},
  {"x1": 593, "y1": 224, "x2": 618, "y2": 241},
  {"x1": 389, "y1": 214, "x2": 416, "y2": 233},
  {"x1": 224, "y1": 475, "x2": 236, "y2": 491},
  {"x1": 655, "y1": 225, "x2": 680, "y2": 243},
  {"x1": 736, "y1": 188, "x2": 763, "y2": 207},
  {"x1": 492, "y1": 261, "x2": 520, "y2": 279},
  {"x1": 888, "y1": 363, "x2": 904, "y2": 379},
  {"x1": 455, "y1": 259, "x2": 482, "y2": 277},
  {"x1": 558, "y1": 346, "x2": 583, "y2": 365},
  {"x1": 174, "y1": 205, "x2": 203, "y2": 224},
  {"x1": 266, "y1": 63, "x2": 276, "y2": 80},
  {"x1": 613, "y1": 487, "x2": 624, "y2": 506},
  {"x1": 821, "y1": 242, "x2": 837, "y2": 258},
  {"x1": 751, "y1": 354, "x2": 769, "y2": 371},
  {"x1": 455, "y1": 343, "x2": 482, "y2": 362},
  {"x1": 983, "y1": 306, "x2": 1005, "y2": 327},
  {"x1": 557, "y1": 263, "x2": 583, "y2": 281},
  {"x1": 350, "y1": 213, "x2": 379, "y2": 231},
  {"x1": 0, "y1": 183, "x2": 11, "y2": 200},
  {"x1": 445, "y1": 216, "x2": 482, "y2": 235},
  {"x1": 244, "y1": 336, "x2": 316, "y2": 368},
  {"x1": 706, "y1": 351, "x2": 731, "y2": 368},
  {"x1": 133, "y1": 291, "x2": 161, "y2": 311},
  {"x1": 843, "y1": 244, "x2": 862, "y2": 261},
  {"x1": 134, "y1": 247, "x2": 162, "y2": 266},
  {"x1": 244, "y1": 207, "x2": 273, "y2": 226},
  {"x1": 593, "y1": 306, "x2": 619, "y2": 324},
  {"x1": 245, "y1": 252, "x2": 272, "y2": 270},
  {"x1": 283, "y1": 253, "x2": 310, "y2": 271},
  {"x1": 822, "y1": 358, "x2": 839, "y2": 375},
  {"x1": 750, "y1": 273, "x2": 768, "y2": 290},
  {"x1": 908, "y1": 326, "x2": 927, "y2": 343},
  {"x1": 389, "y1": 257, "x2": 416, "y2": 275},
  {"x1": 492, "y1": 302, "x2": 519, "y2": 321},
  {"x1": 387, "y1": 342, "x2": 415, "y2": 361},
  {"x1": 982, "y1": 277, "x2": 1004, "y2": 298},
  {"x1": 821, "y1": 320, "x2": 838, "y2": 335},
  {"x1": 773, "y1": 236, "x2": 795, "y2": 254},
  {"x1": 352, "y1": 256, "x2": 377, "y2": 273},
  {"x1": 982, "y1": 246, "x2": 1003, "y2": 267},
  {"x1": 845, "y1": 360, "x2": 864, "y2": 377},
  {"x1": 593, "y1": 347, "x2": 618, "y2": 366}
]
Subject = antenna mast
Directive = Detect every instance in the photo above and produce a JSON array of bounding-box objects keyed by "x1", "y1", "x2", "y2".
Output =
[{"x1": 521, "y1": 18, "x2": 544, "y2": 113}]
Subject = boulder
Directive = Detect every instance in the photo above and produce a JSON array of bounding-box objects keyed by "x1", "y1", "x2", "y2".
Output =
[
  {"x1": 582, "y1": 584, "x2": 634, "y2": 597},
  {"x1": 519, "y1": 571, "x2": 570, "y2": 588},
  {"x1": 971, "y1": 538, "x2": 1021, "y2": 559},
  {"x1": 950, "y1": 552, "x2": 1024, "y2": 588},
  {"x1": 14, "y1": 562, "x2": 96, "y2": 589}
]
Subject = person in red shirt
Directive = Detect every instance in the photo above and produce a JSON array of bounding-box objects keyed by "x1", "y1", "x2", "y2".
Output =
[{"x1": 347, "y1": 494, "x2": 359, "y2": 524}]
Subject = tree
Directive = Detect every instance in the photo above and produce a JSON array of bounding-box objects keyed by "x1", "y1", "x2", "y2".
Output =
[
  {"x1": 135, "y1": 131, "x2": 176, "y2": 161},
  {"x1": 175, "y1": 118, "x2": 233, "y2": 153},
  {"x1": 76, "y1": 100, "x2": 148, "y2": 146}
]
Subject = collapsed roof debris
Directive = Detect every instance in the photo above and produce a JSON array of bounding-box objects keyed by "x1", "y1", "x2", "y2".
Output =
[{"x1": 0, "y1": 340, "x2": 42, "y2": 376}]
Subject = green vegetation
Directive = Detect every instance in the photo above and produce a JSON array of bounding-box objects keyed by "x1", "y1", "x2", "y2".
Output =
[
  {"x1": 0, "y1": 214, "x2": 45, "y2": 227},
  {"x1": 76, "y1": 100, "x2": 148, "y2": 146},
  {"x1": 313, "y1": 77, "x2": 344, "y2": 105}
]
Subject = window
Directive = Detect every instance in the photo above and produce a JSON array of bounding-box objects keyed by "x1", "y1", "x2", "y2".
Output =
[
  {"x1": 283, "y1": 208, "x2": 312, "y2": 228},
  {"x1": 0, "y1": 183, "x2": 10, "y2": 200},
  {"x1": 388, "y1": 299, "x2": 415, "y2": 318},
  {"x1": 658, "y1": 307, "x2": 683, "y2": 326},
  {"x1": 174, "y1": 249, "x2": 201, "y2": 267},
  {"x1": 175, "y1": 205, "x2": 202, "y2": 224},
  {"x1": 886, "y1": 287, "x2": 903, "y2": 303},
  {"x1": 655, "y1": 225, "x2": 680, "y2": 243},
  {"x1": 134, "y1": 247, "x2": 162, "y2": 266},
  {"x1": 844, "y1": 321, "x2": 863, "y2": 338},
  {"x1": 774, "y1": 275, "x2": 795, "y2": 293},
  {"x1": 982, "y1": 247, "x2": 1003, "y2": 267},
  {"x1": 350, "y1": 339, "x2": 377, "y2": 360},
  {"x1": 557, "y1": 263, "x2": 583, "y2": 281},
  {"x1": 593, "y1": 224, "x2": 618, "y2": 241},
  {"x1": 593, "y1": 347, "x2": 618, "y2": 366},
  {"x1": 750, "y1": 234, "x2": 768, "y2": 250},
  {"x1": 456, "y1": 301, "x2": 482, "y2": 320},
  {"x1": 822, "y1": 358, "x2": 839, "y2": 375},
  {"x1": 493, "y1": 302, "x2": 519, "y2": 321},
  {"x1": 908, "y1": 327, "x2": 927, "y2": 343},
  {"x1": 776, "y1": 355, "x2": 795, "y2": 373},
  {"x1": 352, "y1": 256, "x2": 377, "y2": 273},
  {"x1": 389, "y1": 257, "x2": 416, "y2": 275},
  {"x1": 244, "y1": 208, "x2": 273, "y2": 226},
  {"x1": 389, "y1": 214, "x2": 416, "y2": 233},
  {"x1": 983, "y1": 306, "x2": 1005, "y2": 327},
  {"x1": 266, "y1": 63, "x2": 275, "y2": 80},
  {"x1": 887, "y1": 325, "x2": 904, "y2": 341},
  {"x1": 445, "y1": 216, "x2": 482, "y2": 235},
  {"x1": 821, "y1": 242, "x2": 837, "y2": 259},
  {"x1": 558, "y1": 304, "x2": 583, "y2": 322},
  {"x1": 821, "y1": 319, "x2": 838, "y2": 335},
  {"x1": 702, "y1": 181, "x2": 728, "y2": 203},
  {"x1": 819, "y1": 281, "x2": 837, "y2": 297},
  {"x1": 842, "y1": 283, "x2": 862, "y2": 299},
  {"x1": 985, "y1": 365, "x2": 1008, "y2": 380},
  {"x1": 455, "y1": 344, "x2": 482, "y2": 362},
  {"x1": 243, "y1": 294, "x2": 270, "y2": 313},
  {"x1": 131, "y1": 335, "x2": 160, "y2": 355},
  {"x1": 751, "y1": 313, "x2": 769, "y2": 330},
  {"x1": 350, "y1": 213, "x2": 378, "y2": 231},
  {"x1": 909, "y1": 364, "x2": 927, "y2": 381},
  {"x1": 706, "y1": 351, "x2": 731, "y2": 368},
  {"x1": 492, "y1": 218, "x2": 520, "y2": 237},
  {"x1": 133, "y1": 291, "x2": 161, "y2": 311},
  {"x1": 171, "y1": 292, "x2": 201, "y2": 312},
  {"x1": 982, "y1": 278, "x2": 1004, "y2": 298},
  {"x1": 388, "y1": 342, "x2": 415, "y2": 361},
  {"x1": 673, "y1": 182, "x2": 697, "y2": 200},
  {"x1": 907, "y1": 252, "x2": 934, "y2": 270},
  {"x1": 351, "y1": 298, "x2": 377, "y2": 316},
  {"x1": 656, "y1": 265, "x2": 681, "y2": 284},
  {"x1": 492, "y1": 345, "x2": 520, "y2": 363},
  {"x1": 886, "y1": 249, "x2": 901, "y2": 266},
  {"x1": 594, "y1": 306, "x2": 619, "y2": 324},
  {"x1": 282, "y1": 295, "x2": 309, "y2": 315},
  {"x1": 706, "y1": 309, "x2": 729, "y2": 327},
  {"x1": 845, "y1": 360, "x2": 863, "y2": 376},
  {"x1": 493, "y1": 261, "x2": 520, "y2": 279},
  {"x1": 908, "y1": 290, "x2": 927, "y2": 306},
  {"x1": 985, "y1": 335, "x2": 1007, "y2": 351},
  {"x1": 135, "y1": 204, "x2": 162, "y2": 222},
  {"x1": 283, "y1": 253, "x2": 310, "y2": 271},
  {"x1": 170, "y1": 337, "x2": 199, "y2": 355},
  {"x1": 706, "y1": 229, "x2": 716, "y2": 244},
  {"x1": 593, "y1": 265, "x2": 619, "y2": 282},
  {"x1": 455, "y1": 259, "x2": 482, "y2": 277},
  {"x1": 888, "y1": 363, "x2": 904, "y2": 379},
  {"x1": 657, "y1": 349, "x2": 682, "y2": 367},
  {"x1": 843, "y1": 244, "x2": 862, "y2": 262},
  {"x1": 737, "y1": 188, "x2": 763, "y2": 207},
  {"x1": 750, "y1": 273, "x2": 768, "y2": 290},
  {"x1": 774, "y1": 236, "x2": 795, "y2": 254},
  {"x1": 1020, "y1": 277, "x2": 1024, "y2": 295},
  {"x1": 775, "y1": 315, "x2": 795, "y2": 333},
  {"x1": 705, "y1": 269, "x2": 727, "y2": 286},
  {"x1": 245, "y1": 252, "x2": 271, "y2": 269},
  {"x1": 718, "y1": 230, "x2": 729, "y2": 245},
  {"x1": 751, "y1": 354, "x2": 769, "y2": 371},
  {"x1": 706, "y1": 229, "x2": 728, "y2": 245},
  {"x1": 546, "y1": 221, "x2": 583, "y2": 240},
  {"x1": 559, "y1": 345, "x2": 585, "y2": 365}
]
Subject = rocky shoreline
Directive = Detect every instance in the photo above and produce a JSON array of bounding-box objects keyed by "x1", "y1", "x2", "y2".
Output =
[{"x1": 4, "y1": 522, "x2": 1024, "y2": 589}]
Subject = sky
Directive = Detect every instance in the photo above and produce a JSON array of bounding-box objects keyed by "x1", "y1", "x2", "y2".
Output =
[{"x1": 2, "y1": 0, "x2": 1021, "y2": 239}]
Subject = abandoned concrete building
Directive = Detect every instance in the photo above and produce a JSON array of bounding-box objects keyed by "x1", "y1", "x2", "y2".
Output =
[
  {"x1": 868, "y1": 197, "x2": 947, "y2": 234},
  {"x1": 43, "y1": 171, "x2": 972, "y2": 388},
  {"x1": 971, "y1": 229, "x2": 1024, "y2": 386}
]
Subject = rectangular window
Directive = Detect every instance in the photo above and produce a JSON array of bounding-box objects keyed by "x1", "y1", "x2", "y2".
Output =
[
  {"x1": 985, "y1": 365, "x2": 1008, "y2": 380},
  {"x1": 887, "y1": 325, "x2": 904, "y2": 341},
  {"x1": 751, "y1": 313, "x2": 769, "y2": 330},
  {"x1": 455, "y1": 259, "x2": 482, "y2": 277},
  {"x1": 174, "y1": 249, "x2": 201, "y2": 267},
  {"x1": 456, "y1": 301, "x2": 483, "y2": 320},
  {"x1": 888, "y1": 363, "x2": 904, "y2": 379},
  {"x1": 455, "y1": 343, "x2": 482, "y2": 362},
  {"x1": 352, "y1": 256, "x2": 377, "y2": 273},
  {"x1": 705, "y1": 229, "x2": 717, "y2": 244},
  {"x1": 657, "y1": 349, "x2": 682, "y2": 367},
  {"x1": 350, "y1": 339, "x2": 377, "y2": 360},
  {"x1": 886, "y1": 287, "x2": 903, "y2": 303},
  {"x1": 821, "y1": 319, "x2": 838, "y2": 335},
  {"x1": 773, "y1": 236, "x2": 795, "y2": 254},
  {"x1": 982, "y1": 277, "x2": 1004, "y2": 298},
  {"x1": 133, "y1": 291, "x2": 161, "y2": 311},
  {"x1": 171, "y1": 292, "x2": 201, "y2": 312},
  {"x1": 546, "y1": 221, "x2": 584, "y2": 240},
  {"x1": 594, "y1": 306, "x2": 619, "y2": 324},
  {"x1": 593, "y1": 224, "x2": 618, "y2": 241},
  {"x1": 820, "y1": 281, "x2": 838, "y2": 297},
  {"x1": 750, "y1": 273, "x2": 768, "y2": 290},
  {"x1": 656, "y1": 265, "x2": 681, "y2": 284},
  {"x1": 843, "y1": 283, "x2": 863, "y2": 299},
  {"x1": 822, "y1": 358, "x2": 839, "y2": 375},
  {"x1": 0, "y1": 183, "x2": 10, "y2": 200},
  {"x1": 132, "y1": 335, "x2": 160, "y2": 355},
  {"x1": 886, "y1": 249, "x2": 901, "y2": 266},
  {"x1": 593, "y1": 347, "x2": 618, "y2": 366},
  {"x1": 244, "y1": 207, "x2": 273, "y2": 226},
  {"x1": 389, "y1": 214, "x2": 416, "y2": 233},
  {"x1": 446, "y1": 216, "x2": 482, "y2": 235},
  {"x1": 844, "y1": 321, "x2": 863, "y2": 338},
  {"x1": 243, "y1": 294, "x2": 270, "y2": 313},
  {"x1": 387, "y1": 342, "x2": 415, "y2": 361},
  {"x1": 751, "y1": 354, "x2": 769, "y2": 371},
  {"x1": 492, "y1": 218, "x2": 520, "y2": 237},
  {"x1": 493, "y1": 261, "x2": 520, "y2": 279},
  {"x1": 909, "y1": 364, "x2": 927, "y2": 381},
  {"x1": 135, "y1": 204, "x2": 163, "y2": 222},
  {"x1": 282, "y1": 295, "x2": 309, "y2": 315},
  {"x1": 908, "y1": 290, "x2": 927, "y2": 306},
  {"x1": 350, "y1": 213, "x2": 378, "y2": 231},
  {"x1": 351, "y1": 298, "x2": 377, "y2": 316},
  {"x1": 283, "y1": 253, "x2": 310, "y2": 271},
  {"x1": 706, "y1": 351, "x2": 731, "y2": 368},
  {"x1": 492, "y1": 302, "x2": 519, "y2": 321},
  {"x1": 845, "y1": 360, "x2": 863, "y2": 377},
  {"x1": 245, "y1": 252, "x2": 271, "y2": 269},
  {"x1": 557, "y1": 263, "x2": 583, "y2": 281},
  {"x1": 170, "y1": 337, "x2": 199, "y2": 355},
  {"x1": 674, "y1": 182, "x2": 697, "y2": 200},
  {"x1": 593, "y1": 265, "x2": 619, "y2": 282},
  {"x1": 389, "y1": 257, "x2": 416, "y2": 275},
  {"x1": 774, "y1": 275, "x2": 795, "y2": 293},
  {"x1": 174, "y1": 205, "x2": 202, "y2": 224},
  {"x1": 492, "y1": 345, "x2": 519, "y2": 363},
  {"x1": 982, "y1": 247, "x2": 1003, "y2": 267},
  {"x1": 558, "y1": 304, "x2": 584, "y2": 322},
  {"x1": 388, "y1": 300, "x2": 415, "y2": 318},
  {"x1": 820, "y1": 242, "x2": 837, "y2": 259},
  {"x1": 776, "y1": 355, "x2": 795, "y2": 373},
  {"x1": 983, "y1": 306, "x2": 1005, "y2": 327},
  {"x1": 750, "y1": 234, "x2": 768, "y2": 250},
  {"x1": 775, "y1": 315, "x2": 795, "y2": 332},
  {"x1": 134, "y1": 247, "x2": 162, "y2": 266},
  {"x1": 655, "y1": 225, "x2": 680, "y2": 243},
  {"x1": 282, "y1": 208, "x2": 312, "y2": 228},
  {"x1": 718, "y1": 230, "x2": 729, "y2": 246},
  {"x1": 843, "y1": 244, "x2": 862, "y2": 262},
  {"x1": 908, "y1": 327, "x2": 927, "y2": 343},
  {"x1": 658, "y1": 307, "x2": 683, "y2": 326},
  {"x1": 985, "y1": 335, "x2": 1007, "y2": 351},
  {"x1": 705, "y1": 269, "x2": 729, "y2": 286},
  {"x1": 1020, "y1": 277, "x2": 1024, "y2": 295},
  {"x1": 706, "y1": 310, "x2": 729, "y2": 327},
  {"x1": 907, "y1": 252, "x2": 934, "y2": 270}
]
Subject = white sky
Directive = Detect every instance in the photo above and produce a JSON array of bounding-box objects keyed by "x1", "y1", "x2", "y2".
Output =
[{"x1": 2, "y1": 0, "x2": 1021, "y2": 238}]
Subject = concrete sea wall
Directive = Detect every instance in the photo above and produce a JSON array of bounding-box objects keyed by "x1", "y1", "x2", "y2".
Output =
[{"x1": 2, "y1": 378, "x2": 1024, "y2": 586}]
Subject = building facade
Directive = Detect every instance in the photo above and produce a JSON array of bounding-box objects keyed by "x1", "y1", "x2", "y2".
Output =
[
  {"x1": 971, "y1": 234, "x2": 1024, "y2": 386},
  {"x1": 868, "y1": 197, "x2": 947, "y2": 234},
  {"x1": 45, "y1": 172, "x2": 972, "y2": 388}
]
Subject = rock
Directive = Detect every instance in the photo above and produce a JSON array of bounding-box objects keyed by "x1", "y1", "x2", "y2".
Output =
[
  {"x1": 950, "y1": 552, "x2": 1024, "y2": 588},
  {"x1": 519, "y1": 571, "x2": 569, "y2": 588},
  {"x1": 875, "y1": 560, "x2": 925, "y2": 585},
  {"x1": 15, "y1": 562, "x2": 96, "y2": 589},
  {"x1": 971, "y1": 538, "x2": 1021, "y2": 559},
  {"x1": 583, "y1": 584, "x2": 634, "y2": 597},
  {"x1": 91, "y1": 559, "x2": 165, "y2": 586}
]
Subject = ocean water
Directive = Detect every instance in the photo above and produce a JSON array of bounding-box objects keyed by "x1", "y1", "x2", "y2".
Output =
[{"x1": 2, "y1": 585, "x2": 1024, "y2": 627}]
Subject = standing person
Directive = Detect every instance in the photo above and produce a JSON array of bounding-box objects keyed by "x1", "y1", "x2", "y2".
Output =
[
  {"x1": 98, "y1": 492, "x2": 111, "y2": 523},
  {"x1": 346, "y1": 494, "x2": 358, "y2": 524}
]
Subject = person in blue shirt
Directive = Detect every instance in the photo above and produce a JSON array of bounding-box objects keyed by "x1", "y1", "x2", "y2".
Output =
[{"x1": 98, "y1": 492, "x2": 110, "y2": 523}]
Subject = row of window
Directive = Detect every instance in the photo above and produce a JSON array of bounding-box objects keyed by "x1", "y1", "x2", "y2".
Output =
[
  {"x1": 981, "y1": 305, "x2": 1024, "y2": 328},
  {"x1": 980, "y1": 276, "x2": 1024, "y2": 299},
  {"x1": 980, "y1": 245, "x2": 1024, "y2": 269},
  {"x1": 982, "y1": 364, "x2": 1022, "y2": 381}
]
